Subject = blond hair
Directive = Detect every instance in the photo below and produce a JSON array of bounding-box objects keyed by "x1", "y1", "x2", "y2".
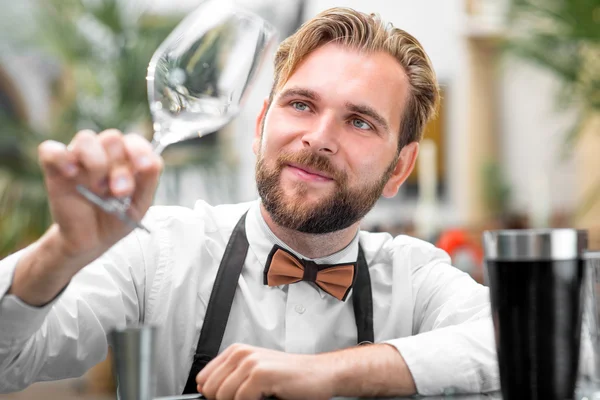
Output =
[{"x1": 269, "y1": 7, "x2": 440, "y2": 151}]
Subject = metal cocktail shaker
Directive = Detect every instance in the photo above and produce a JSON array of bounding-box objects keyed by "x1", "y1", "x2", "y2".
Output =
[
  {"x1": 483, "y1": 229, "x2": 587, "y2": 400},
  {"x1": 109, "y1": 325, "x2": 159, "y2": 400}
]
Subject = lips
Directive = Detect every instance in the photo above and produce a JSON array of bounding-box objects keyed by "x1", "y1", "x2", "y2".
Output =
[{"x1": 286, "y1": 163, "x2": 334, "y2": 181}]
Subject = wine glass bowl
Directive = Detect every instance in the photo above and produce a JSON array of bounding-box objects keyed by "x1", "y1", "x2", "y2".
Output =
[
  {"x1": 75, "y1": 0, "x2": 277, "y2": 230},
  {"x1": 148, "y1": 0, "x2": 277, "y2": 153}
]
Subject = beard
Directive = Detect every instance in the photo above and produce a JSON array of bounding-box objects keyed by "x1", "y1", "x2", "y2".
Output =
[{"x1": 255, "y1": 148, "x2": 396, "y2": 234}]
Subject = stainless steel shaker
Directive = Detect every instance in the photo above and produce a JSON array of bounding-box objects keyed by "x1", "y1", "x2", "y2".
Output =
[{"x1": 483, "y1": 229, "x2": 587, "y2": 400}]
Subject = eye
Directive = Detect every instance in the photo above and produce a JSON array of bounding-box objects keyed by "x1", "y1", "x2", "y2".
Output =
[
  {"x1": 351, "y1": 118, "x2": 372, "y2": 130},
  {"x1": 291, "y1": 101, "x2": 310, "y2": 112}
]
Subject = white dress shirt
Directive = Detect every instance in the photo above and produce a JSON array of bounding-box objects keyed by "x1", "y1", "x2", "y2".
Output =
[{"x1": 0, "y1": 199, "x2": 499, "y2": 396}]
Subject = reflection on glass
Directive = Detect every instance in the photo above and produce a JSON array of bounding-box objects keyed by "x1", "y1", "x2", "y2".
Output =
[{"x1": 76, "y1": 0, "x2": 277, "y2": 226}]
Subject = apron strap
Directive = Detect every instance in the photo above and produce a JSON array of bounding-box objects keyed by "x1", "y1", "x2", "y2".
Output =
[
  {"x1": 182, "y1": 212, "x2": 249, "y2": 394},
  {"x1": 354, "y1": 245, "x2": 374, "y2": 344}
]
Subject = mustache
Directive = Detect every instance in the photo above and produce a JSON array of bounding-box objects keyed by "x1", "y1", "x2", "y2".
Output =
[{"x1": 276, "y1": 150, "x2": 345, "y2": 182}]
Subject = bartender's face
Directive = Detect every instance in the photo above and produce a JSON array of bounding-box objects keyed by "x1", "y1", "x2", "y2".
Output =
[{"x1": 254, "y1": 43, "x2": 418, "y2": 234}]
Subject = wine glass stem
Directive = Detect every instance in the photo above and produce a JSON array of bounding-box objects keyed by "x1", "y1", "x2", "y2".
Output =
[{"x1": 151, "y1": 138, "x2": 167, "y2": 155}]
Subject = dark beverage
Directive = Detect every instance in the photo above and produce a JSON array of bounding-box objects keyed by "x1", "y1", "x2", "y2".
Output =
[
  {"x1": 487, "y1": 259, "x2": 584, "y2": 400},
  {"x1": 484, "y1": 229, "x2": 587, "y2": 400}
]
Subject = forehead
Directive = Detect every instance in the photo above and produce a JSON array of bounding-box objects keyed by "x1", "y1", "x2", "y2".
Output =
[{"x1": 278, "y1": 43, "x2": 409, "y2": 132}]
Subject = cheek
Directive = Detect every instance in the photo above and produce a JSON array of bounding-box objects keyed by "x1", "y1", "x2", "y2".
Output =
[
  {"x1": 346, "y1": 151, "x2": 391, "y2": 186},
  {"x1": 339, "y1": 140, "x2": 376, "y2": 175},
  {"x1": 262, "y1": 121, "x2": 301, "y2": 152}
]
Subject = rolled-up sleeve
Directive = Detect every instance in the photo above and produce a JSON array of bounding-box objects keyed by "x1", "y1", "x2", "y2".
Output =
[
  {"x1": 0, "y1": 249, "x2": 60, "y2": 345},
  {"x1": 0, "y1": 230, "x2": 149, "y2": 393},
  {"x1": 384, "y1": 243, "x2": 499, "y2": 395}
]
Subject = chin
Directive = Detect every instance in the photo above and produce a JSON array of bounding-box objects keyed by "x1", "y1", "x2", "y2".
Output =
[{"x1": 282, "y1": 185, "x2": 333, "y2": 206}]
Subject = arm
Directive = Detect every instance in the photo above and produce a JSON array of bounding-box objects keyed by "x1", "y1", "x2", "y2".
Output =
[
  {"x1": 195, "y1": 242, "x2": 497, "y2": 398},
  {"x1": 195, "y1": 342, "x2": 415, "y2": 399},
  {"x1": 385, "y1": 243, "x2": 499, "y2": 395},
  {"x1": 0, "y1": 230, "x2": 148, "y2": 393},
  {"x1": 8, "y1": 130, "x2": 162, "y2": 307},
  {"x1": 0, "y1": 129, "x2": 162, "y2": 393},
  {"x1": 324, "y1": 343, "x2": 416, "y2": 397},
  {"x1": 7, "y1": 224, "x2": 103, "y2": 306}
]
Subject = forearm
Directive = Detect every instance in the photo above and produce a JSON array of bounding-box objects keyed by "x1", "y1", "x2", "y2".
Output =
[
  {"x1": 8, "y1": 224, "x2": 98, "y2": 306},
  {"x1": 324, "y1": 343, "x2": 416, "y2": 398},
  {"x1": 389, "y1": 319, "x2": 499, "y2": 394}
]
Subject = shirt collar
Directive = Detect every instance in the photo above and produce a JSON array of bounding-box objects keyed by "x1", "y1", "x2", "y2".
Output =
[{"x1": 245, "y1": 199, "x2": 360, "y2": 298}]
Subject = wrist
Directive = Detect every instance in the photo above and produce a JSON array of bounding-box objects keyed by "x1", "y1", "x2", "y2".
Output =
[
  {"x1": 9, "y1": 224, "x2": 91, "y2": 306},
  {"x1": 308, "y1": 353, "x2": 338, "y2": 399},
  {"x1": 324, "y1": 343, "x2": 417, "y2": 398},
  {"x1": 321, "y1": 353, "x2": 343, "y2": 397}
]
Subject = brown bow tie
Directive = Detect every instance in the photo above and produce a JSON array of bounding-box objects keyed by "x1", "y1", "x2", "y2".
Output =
[{"x1": 263, "y1": 245, "x2": 357, "y2": 301}]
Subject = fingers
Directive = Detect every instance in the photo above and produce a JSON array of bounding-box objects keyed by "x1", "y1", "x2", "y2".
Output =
[
  {"x1": 124, "y1": 133, "x2": 163, "y2": 214},
  {"x1": 197, "y1": 346, "x2": 236, "y2": 393},
  {"x1": 215, "y1": 358, "x2": 261, "y2": 400},
  {"x1": 233, "y1": 377, "x2": 266, "y2": 400},
  {"x1": 39, "y1": 129, "x2": 162, "y2": 221},
  {"x1": 198, "y1": 345, "x2": 273, "y2": 400},
  {"x1": 122, "y1": 132, "x2": 155, "y2": 171},
  {"x1": 64, "y1": 129, "x2": 161, "y2": 196},
  {"x1": 38, "y1": 140, "x2": 79, "y2": 179},
  {"x1": 68, "y1": 129, "x2": 110, "y2": 192},
  {"x1": 201, "y1": 357, "x2": 245, "y2": 399},
  {"x1": 98, "y1": 129, "x2": 132, "y2": 197},
  {"x1": 198, "y1": 344, "x2": 253, "y2": 385}
]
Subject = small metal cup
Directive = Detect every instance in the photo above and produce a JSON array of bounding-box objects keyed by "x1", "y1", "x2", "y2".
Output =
[{"x1": 109, "y1": 325, "x2": 159, "y2": 400}]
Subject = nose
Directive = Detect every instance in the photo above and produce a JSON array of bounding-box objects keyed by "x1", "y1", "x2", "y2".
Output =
[{"x1": 300, "y1": 113, "x2": 339, "y2": 155}]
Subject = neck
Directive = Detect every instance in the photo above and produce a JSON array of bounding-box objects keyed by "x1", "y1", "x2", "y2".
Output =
[{"x1": 259, "y1": 204, "x2": 359, "y2": 259}]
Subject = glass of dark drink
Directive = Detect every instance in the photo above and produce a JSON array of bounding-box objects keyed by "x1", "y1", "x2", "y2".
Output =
[{"x1": 483, "y1": 229, "x2": 587, "y2": 400}]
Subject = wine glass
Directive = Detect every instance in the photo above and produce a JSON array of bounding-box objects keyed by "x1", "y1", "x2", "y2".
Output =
[{"x1": 75, "y1": 0, "x2": 277, "y2": 231}]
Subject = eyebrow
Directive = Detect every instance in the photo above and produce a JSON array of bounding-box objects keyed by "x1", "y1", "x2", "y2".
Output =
[
  {"x1": 278, "y1": 88, "x2": 321, "y2": 102},
  {"x1": 346, "y1": 102, "x2": 390, "y2": 131}
]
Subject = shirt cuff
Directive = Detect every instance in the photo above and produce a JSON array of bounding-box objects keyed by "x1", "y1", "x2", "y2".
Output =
[
  {"x1": 0, "y1": 249, "x2": 60, "y2": 345},
  {"x1": 384, "y1": 328, "x2": 488, "y2": 395}
]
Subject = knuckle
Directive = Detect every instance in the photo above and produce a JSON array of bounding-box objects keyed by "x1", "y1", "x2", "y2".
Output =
[
  {"x1": 201, "y1": 383, "x2": 215, "y2": 398},
  {"x1": 241, "y1": 353, "x2": 260, "y2": 370},
  {"x1": 38, "y1": 141, "x2": 65, "y2": 164},
  {"x1": 228, "y1": 343, "x2": 245, "y2": 354},
  {"x1": 111, "y1": 165, "x2": 133, "y2": 179},
  {"x1": 37, "y1": 140, "x2": 54, "y2": 157},
  {"x1": 70, "y1": 133, "x2": 97, "y2": 155},
  {"x1": 73, "y1": 129, "x2": 96, "y2": 144},
  {"x1": 229, "y1": 343, "x2": 245, "y2": 351},
  {"x1": 233, "y1": 343, "x2": 255, "y2": 357},
  {"x1": 248, "y1": 364, "x2": 269, "y2": 382},
  {"x1": 85, "y1": 153, "x2": 108, "y2": 169},
  {"x1": 83, "y1": 160, "x2": 109, "y2": 178},
  {"x1": 124, "y1": 132, "x2": 147, "y2": 142},
  {"x1": 98, "y1": 128, "x2": 124, "y2": 141},
  {"x1": 125, "y1": 133, "x2": 152, "y2": 153},
  {"x1": 99, "y1": 131, "x2": 126, "y2": 156}
]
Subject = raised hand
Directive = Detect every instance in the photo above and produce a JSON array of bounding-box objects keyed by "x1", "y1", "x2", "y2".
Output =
[
  {"x1": 38, "y1": 129, "x2": 162, "y2": 258},
  {"x1": 8, "y1": 129, "x2": 163, "y2": 306}
]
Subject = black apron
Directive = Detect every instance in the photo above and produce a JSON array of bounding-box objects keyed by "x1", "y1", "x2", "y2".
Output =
[{"x1": 182, "y1": 212, "x2": 374, "y2": 394}]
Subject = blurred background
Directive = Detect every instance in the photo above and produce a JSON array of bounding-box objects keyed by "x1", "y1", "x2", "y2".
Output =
[{"x1": 0, "y1": 0, "x2": 598, "y2": 398}]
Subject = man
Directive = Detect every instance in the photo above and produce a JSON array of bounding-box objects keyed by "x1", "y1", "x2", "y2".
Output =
[{"x1": 0, "y1": 7, "x2": 499, "y2": 399}]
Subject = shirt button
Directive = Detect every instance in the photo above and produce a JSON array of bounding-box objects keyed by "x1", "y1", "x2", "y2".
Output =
[{"x1": 294, "y1": 304, "x2": 306, "y2": 314}]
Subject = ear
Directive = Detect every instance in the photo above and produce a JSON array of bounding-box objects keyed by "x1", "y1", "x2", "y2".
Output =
[
  {"x1": 253, "y1": 98, "x2": 270, "y2": 155},
  {"x1": 382, "y1": 142, "x2": 419, "y2": 198}
]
